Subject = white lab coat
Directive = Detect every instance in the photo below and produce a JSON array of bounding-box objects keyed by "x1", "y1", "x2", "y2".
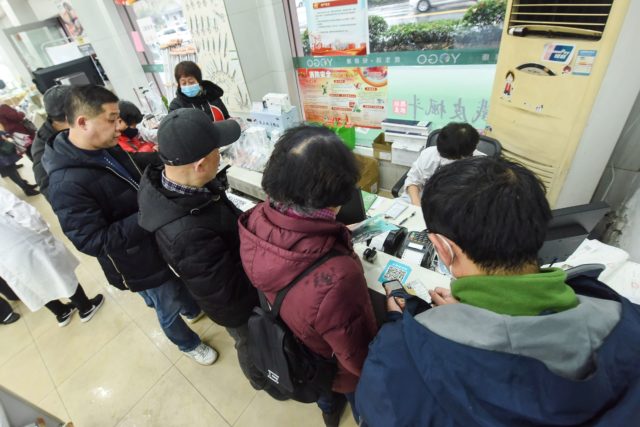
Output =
[{"x1": 0, "y1": 186, "x2": 79, "y2": 311}]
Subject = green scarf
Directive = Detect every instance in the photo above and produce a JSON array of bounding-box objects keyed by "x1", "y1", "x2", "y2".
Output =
[{"x1": 451, "y1": 268, "x2": 579, "y2": 316}]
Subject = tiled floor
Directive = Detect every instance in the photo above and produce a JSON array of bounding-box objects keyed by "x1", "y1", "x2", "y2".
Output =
[{"x1": 0, "y1": 160, "x2": 358, "y2": 427}]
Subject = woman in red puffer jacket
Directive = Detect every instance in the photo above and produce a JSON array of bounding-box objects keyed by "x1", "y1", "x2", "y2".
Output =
[{"x1": 238, "y1": 125, "x2": 377, "y2": 427}]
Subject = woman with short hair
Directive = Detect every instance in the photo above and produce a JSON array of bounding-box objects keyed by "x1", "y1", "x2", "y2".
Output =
[
  {"x1": 168, "y1": 60, "x2": 230, "y2": 122},
  {"x1": 238, "y1": 125, "x2": 377, "y2": 427}
]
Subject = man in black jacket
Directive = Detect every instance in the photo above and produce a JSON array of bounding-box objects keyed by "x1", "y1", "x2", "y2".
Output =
[
  {"x1": 32, "y1": 85, "x2": 70, "y2": 199},
  {"x1": 137, "y1": 109, "x2": 267, "y2": 389},
  {"x1": 42, "y1": 85, "x2": 217, "y2": 365}
]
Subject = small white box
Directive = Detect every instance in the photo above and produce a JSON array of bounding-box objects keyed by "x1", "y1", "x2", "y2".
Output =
[
  {"x1": 392, "y1": 142, "x2": 422, "y2": 167},
  {"x1": 384, "y1": 131, "x2": 428, "y2": 147}
]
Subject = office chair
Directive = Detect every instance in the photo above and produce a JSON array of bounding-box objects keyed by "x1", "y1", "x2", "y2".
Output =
[{"x1": 390, "y1": 130, "x2": 502, "y2": 198}]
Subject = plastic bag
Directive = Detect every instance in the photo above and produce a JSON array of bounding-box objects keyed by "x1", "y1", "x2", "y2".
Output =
[
  {"x1": 351, "y1": 214, "x2": 399, "y2": 244},
  {"x1": 224, "y1": 127, "x2": 274, "y2": 173}
]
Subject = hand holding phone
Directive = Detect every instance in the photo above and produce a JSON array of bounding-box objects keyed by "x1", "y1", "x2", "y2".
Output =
[{"x1": 382, "y1": 280, "x2": 408, "y2": 313}]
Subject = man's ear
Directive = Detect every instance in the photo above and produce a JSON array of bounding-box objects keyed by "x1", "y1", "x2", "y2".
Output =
[
  {"x1": 429, "y1": 233, "x2": 449, "y2": 264},
  {"x1": 193, "y1": 157, "x2": 207, "y2": 173},
  {"x1": 76, "y1": 115, "x2": 87, "y2": 129},
  {"x1": 429, "y1": 234, "x2": 458, "y2": 265}
]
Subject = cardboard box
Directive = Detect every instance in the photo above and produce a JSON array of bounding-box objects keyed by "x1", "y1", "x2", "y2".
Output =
[
  {"x1": 372, "y1": 133, "x2": 392, "y2": 161},
  {"x1": 355, "y1": 153, "x2": 379, "y2": 194}
]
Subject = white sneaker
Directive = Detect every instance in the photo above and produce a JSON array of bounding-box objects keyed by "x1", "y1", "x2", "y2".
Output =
[
  {"x1": 182, "y1": 311, "x2": 205, "y2": 324},
  {"x1": 184, "y1": 343, "x2": 218, "y2": 365}
]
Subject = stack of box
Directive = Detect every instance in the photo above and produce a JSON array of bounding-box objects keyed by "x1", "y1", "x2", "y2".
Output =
[
  {"x1": 381, "y1": 119, "x2": 431, "y2": 167},
  {"x1": 247, "y1": 93, "x2": 299, "y2": 137}
]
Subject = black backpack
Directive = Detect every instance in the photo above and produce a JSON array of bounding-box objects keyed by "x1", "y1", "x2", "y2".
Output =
[{"x1": 247, "y1": 250, "x2": 340, "y2": 403}]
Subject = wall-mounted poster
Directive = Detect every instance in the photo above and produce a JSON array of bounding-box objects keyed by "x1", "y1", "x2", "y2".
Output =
[
  {"x1": 297, "y1": 66, "x2": 387, "y2": 128},
  {"x1": 180, "y1": 0, "x2": 251, "y2": 112},
  {"x1": 306, "y1": 0, "x2": 368, "y2": 56}
]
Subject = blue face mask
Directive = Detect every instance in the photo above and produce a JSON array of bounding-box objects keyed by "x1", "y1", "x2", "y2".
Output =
[
  {"x1": 436, "y1": 258, "x2": 454, "y2": 280},
  {"x1": 181, "y1": 84, "x2": 200, "y2": 98},
  {"x1": 435, "y1": 235, "x2": 456, "y2": 280}
]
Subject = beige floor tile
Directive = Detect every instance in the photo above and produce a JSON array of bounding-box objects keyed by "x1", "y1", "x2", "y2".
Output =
[
  {"x1": 133, "y1": 309, "x2": 184, "y2": 364},
  {"x1": 17, "y1": 300, "x2": 57, "y2": 339},
  {"x1": 235, "y1": 391, "x2": 359, "y2": 427},
  {"x1": 234, "y1": 391, "x2": 327, "y2": 427},
  {"x1": 176, "y1": 326, "x2": 256, "y2": 425},
  {"x1": 186, "y1": 313, "x2": 217, "y2": 337},
  {"x1": 58, "y1": 324, "x2": 172, "y2": 427},
  {"x1": 117, "y1": 367, "x2": 229, "y2": 427},
  {"x1": 0, "y1": 310, "x2": 33, "y2": 367},
  {"x1": 38, "y1": 389, "x2": 71, "y2": 422},
  {"x1": 104, "y1": 285, "x2": 149, "y2": 320},
  {"x1": 0, "y1": 343, "x2": 55, "y2": 404},
  {"x1": 35, "y1": 294, "x2": 131, "y2": 385}
]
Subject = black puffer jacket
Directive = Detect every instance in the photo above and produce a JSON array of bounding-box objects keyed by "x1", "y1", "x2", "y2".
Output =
[
  {"x1": 42, "y1": 131, "x2": 174, "y2": 292},
  {"x1": 168, "y1": 80, "x2": 230, "y2": 121},
  {"x1": 138, "y1": 165, "x2": 257, "y2": 327},
  {"x1": 31, "y1": 120, "x2": 58, "y2": 198}
]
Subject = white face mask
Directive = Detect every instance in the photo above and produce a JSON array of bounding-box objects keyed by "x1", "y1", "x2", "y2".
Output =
[{"x1": 435, "y1": 235, "x2": 456, "y2": 280}]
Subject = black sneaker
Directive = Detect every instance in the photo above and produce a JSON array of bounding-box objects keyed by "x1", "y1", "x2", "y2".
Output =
[
  {"x1": 1, "y1": 312, "x2": 20, "y2": 325},
  {"x1": 56, "y1": 304, "x2": 77, "y2": 327},
  {"x1": 24, "y1": 187, "x2": 40, "y2": 196},
  {"x1": 79, "y1": 294, "x2": 105, "y2": 323},
  {"x1": 321, "y1": 394, "x2": 347, "y2": 427}
]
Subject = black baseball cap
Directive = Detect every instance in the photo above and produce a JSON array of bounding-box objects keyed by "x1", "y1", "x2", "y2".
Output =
[
  {"x1": 43, "y1": 85, "x2": 71, "y2": 118},
  {"x1": 157, "y1": 109, "x2": 240, "y2": 166}
]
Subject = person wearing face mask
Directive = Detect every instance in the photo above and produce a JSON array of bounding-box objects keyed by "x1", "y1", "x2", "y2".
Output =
[
  {"x1": 168, "y1": 61, "x2": 230, "y2": 122},
  {"x1": 116, "y1": 101, "x2": 159, "y2": 170},
  {"x1": 355, "y1": 156, "x2": 640, "y2": 427}
]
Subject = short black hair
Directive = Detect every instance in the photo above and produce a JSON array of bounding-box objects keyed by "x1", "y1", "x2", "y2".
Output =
[
  {"x1": 436, "y1": 122, "x2": 479, "y2": 160},
  {"x1": 262, "y1": 124, "x2": 360, "y2": 210},
  {"x1": 64, "y1": 85, "x2": 118, "y2": 126},
  {"x1": 421, "y1": 156, "x2": 552, "y2": 272},
  {"x1": 49, "y1": 113, "x2": 66, "y2": 123},
  {"x1": 174, "y1": 61, "x2": 202, "y2": 85},
  {"x1": 118, "y1": 101, "x2": 143, "y2": 125}
]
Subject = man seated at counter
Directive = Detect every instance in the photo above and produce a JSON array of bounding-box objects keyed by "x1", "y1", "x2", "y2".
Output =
[{"x1": 355, "y1": 156, "x2": 640, "y2": 427}]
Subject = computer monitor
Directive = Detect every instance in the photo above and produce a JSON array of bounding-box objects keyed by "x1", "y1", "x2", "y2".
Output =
[
  {"x1": 32, "y1": 56, "x2": 104, "y2": 94},
  {"x1": 538, "y1": 201, "x2": 610, "y2": 265},
  {"x1": 336, "y1": 187, "x2": 367, "y2": 225}
]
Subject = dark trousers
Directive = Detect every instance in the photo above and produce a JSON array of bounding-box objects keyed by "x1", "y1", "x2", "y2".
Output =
[
  {"x1": 44, "y1": 284, "x2": 92, "y2": 316},
  {"x1": 2, "y1": 165, "x2": 31, "y2": 190},
  {"x1": 226, "y1": 323, "x2": 268, "y2": 389},
  {"x1": 0, "y1": 276, "x2": 19, "y2": 301},
  {"x1": 0, "y1": 296, "x2": 13, "y2": 321},
  {"x1": 317, "y1": 392, "x2": 361, "y2": 424},
  {"x1": 1, "y1": 276, "x2": 92, "y2": 317}
]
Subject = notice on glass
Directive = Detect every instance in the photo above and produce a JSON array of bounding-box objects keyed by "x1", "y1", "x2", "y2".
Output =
[
  {"x1": 297, "y1": 67, "x2": 387, "y2": 128},
  {"x1": 306, "y1": 0, "x2": 369, "y2": 56}
]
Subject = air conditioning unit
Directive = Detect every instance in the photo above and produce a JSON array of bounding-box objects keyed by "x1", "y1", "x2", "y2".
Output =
[{"x1": 485, "y1": 0, "x2": 630, "y2": 206}]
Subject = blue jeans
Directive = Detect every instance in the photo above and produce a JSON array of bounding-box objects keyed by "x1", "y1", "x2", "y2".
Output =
[{"x1": 138, "y1": 278, "x2": 201, "y2": 352}]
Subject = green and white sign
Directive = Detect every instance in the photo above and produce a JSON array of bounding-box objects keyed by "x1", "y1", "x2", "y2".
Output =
[
  {"x1": 387, "y1": 65, "x2": 496, "y2": 130},
  {"x1": 293, "y1": 49, "x2": 499, "y2": 69}
]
